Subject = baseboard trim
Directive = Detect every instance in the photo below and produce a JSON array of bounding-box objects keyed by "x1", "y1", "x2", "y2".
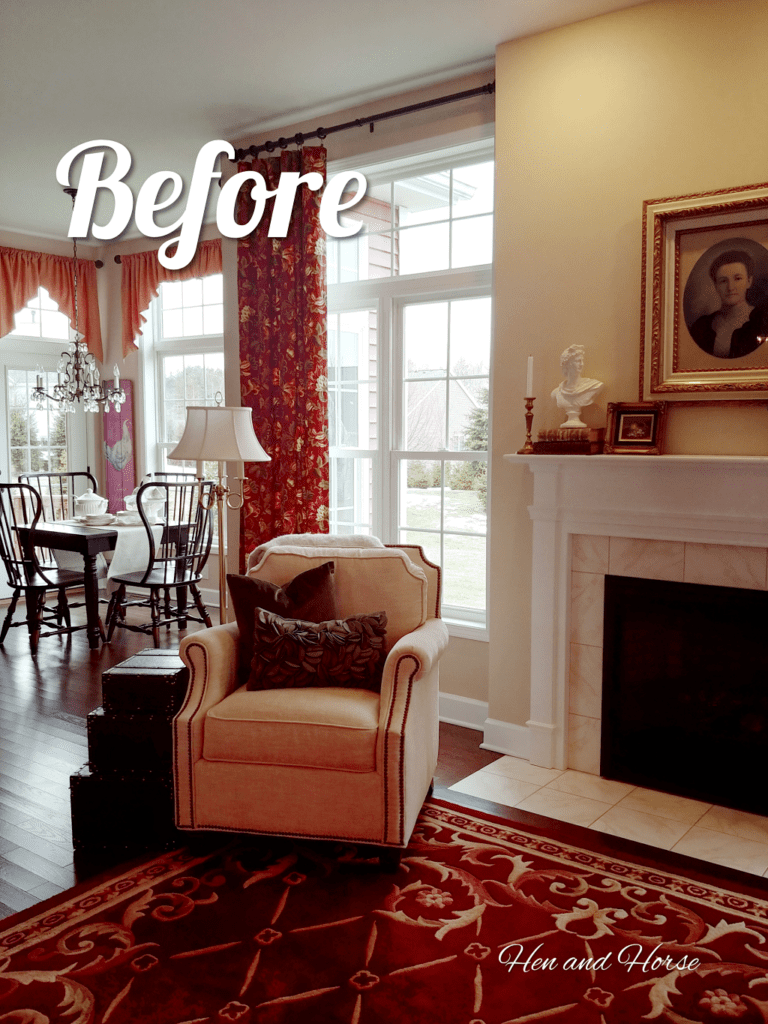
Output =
[
  {"x1": 480, "y1": 718, "x2": 531, "y2": 760},
  {"x1": 438, "y1": 693, "x2": 488, "y2": 732}
]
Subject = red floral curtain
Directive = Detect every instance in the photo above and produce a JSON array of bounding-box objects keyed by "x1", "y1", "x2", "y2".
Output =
[
  {"x1": 121, "y1": 239, "x2": 221, "y2": 358},
  {"x1": 0, "y1": 246, "x2": 103, "y2": 361},
  {"x1": 237, "y1": 147, "x2": 329, "y2": 562}
]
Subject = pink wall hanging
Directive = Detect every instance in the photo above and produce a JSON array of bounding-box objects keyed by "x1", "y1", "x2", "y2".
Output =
[{"x1": 103, "y1": 378, "x2": 135, "y2": 512}]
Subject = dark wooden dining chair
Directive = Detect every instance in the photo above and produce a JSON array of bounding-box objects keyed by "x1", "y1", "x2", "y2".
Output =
[
  {"x1": 105, "y1": 479, "x2": 215, "y2": 647},
  {"x1": 142, "y1": 471, "x2": 197, "y2": 483},
  {"x1": 18, "y1": 468, "x2": 99, "y2": 522},
  {"x1": 0, "y1": 483, "x2": 87, "y2": 653}
]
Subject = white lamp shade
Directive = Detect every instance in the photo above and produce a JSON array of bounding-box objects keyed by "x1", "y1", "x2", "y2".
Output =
[{"x1": 168, "y1": 406, "x2": 271, "y2": 463}]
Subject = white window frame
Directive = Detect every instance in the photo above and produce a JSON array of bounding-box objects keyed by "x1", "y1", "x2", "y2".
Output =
[
  {"x1": 139, "y1": 280, "x2": 224, "y2": 478},
  {"x1": 328, "y1": 138, "x2": 493, "y2": 638}
]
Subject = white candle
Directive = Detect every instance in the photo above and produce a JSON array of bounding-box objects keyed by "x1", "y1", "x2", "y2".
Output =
[
  {"x1": 113, "y1": 364, "x2": 120, "y2": 387},
  {"x1": 526, "y1": 355, "x2": 534, "y2": 397}
]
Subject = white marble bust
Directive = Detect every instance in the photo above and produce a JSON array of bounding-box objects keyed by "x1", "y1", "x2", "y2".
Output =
[{"x1": 551, "y1": 344, "x2": 604, "y2": 429}]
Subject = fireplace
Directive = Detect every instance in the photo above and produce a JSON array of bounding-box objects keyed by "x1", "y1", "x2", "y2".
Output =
[
  {"x1": 601, "y1": 573, "x2": 768, "y2": 815},
  {"x1": 504, "y1": 453, "x2": 768, "y2": 779}
]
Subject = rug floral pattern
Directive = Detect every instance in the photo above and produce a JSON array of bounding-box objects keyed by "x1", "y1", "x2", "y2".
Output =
[{"x1": 2, "y1": 801, "x2": 768, "y2": 1023}]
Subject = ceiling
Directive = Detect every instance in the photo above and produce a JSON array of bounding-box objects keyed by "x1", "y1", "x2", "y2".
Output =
[{"x1": 1, "y1": 0, "x2": 650, "y2": 242}]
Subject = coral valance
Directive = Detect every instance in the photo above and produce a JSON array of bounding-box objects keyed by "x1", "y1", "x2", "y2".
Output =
[
  {"x1": 0, "y1": 246, "x2": 103, "y2": 362},
  {"x1": 120, "y1": 239, "x2": 222, "y2": 358}
]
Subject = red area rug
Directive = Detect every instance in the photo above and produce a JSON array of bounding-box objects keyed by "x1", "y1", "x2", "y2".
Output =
[{"x1": 2, "y1": 799, "x2": 768, "y2": 1023}]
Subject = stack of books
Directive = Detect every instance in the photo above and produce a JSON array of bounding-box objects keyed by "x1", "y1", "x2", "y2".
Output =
[{"x1": 532, "y1": 427, "x2": 605, "y2": 454}]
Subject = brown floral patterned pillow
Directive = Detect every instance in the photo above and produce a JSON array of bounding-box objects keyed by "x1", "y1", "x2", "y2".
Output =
[
  {"x1": 227, "y1": 562, "x2": 338, "y2": 685},
  {"x1": 246, "y1": 609, "x2": 388, "y2": 693}
]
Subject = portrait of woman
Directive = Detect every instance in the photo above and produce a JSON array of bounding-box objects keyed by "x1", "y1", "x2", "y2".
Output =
[{"x1": 683, "y1": 241, "x2": 768, "y2": 360}]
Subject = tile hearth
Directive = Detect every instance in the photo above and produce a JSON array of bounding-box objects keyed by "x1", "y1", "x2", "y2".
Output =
[{"x1": 451, "y1": 757, "x2": 768, "y2": 879}]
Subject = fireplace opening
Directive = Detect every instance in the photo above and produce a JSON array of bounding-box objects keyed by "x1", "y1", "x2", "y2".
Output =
[{"x1": 601, "y1": 574, "x2": 768, "y2": 816}]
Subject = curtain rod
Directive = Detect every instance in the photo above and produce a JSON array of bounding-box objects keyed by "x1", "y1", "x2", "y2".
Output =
[{"x1": 231, "y1": 80, "x2": 495, "y2": 162}]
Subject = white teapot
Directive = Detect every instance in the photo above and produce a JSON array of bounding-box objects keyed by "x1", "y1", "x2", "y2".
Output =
[{"x1": 74, "y1": 488, "x2": 108, "y2": 517}]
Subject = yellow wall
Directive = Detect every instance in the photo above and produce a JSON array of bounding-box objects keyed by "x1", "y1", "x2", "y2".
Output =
[{"x1": 490, "y1": 0, "x2": 768, "y2": 729}]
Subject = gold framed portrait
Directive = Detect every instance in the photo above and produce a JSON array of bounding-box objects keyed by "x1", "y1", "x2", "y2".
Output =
[{"x1": 640, "y1": 181, "x2": 768, "y2": 400}]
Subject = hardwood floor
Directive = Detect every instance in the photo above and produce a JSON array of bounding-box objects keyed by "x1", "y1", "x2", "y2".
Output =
[
  {"x1": 0, "y1": 604, "x2": 500, "y2": 922},
  {"x1": 0, "y1": 600, "x2": 211, "y2": 921}
]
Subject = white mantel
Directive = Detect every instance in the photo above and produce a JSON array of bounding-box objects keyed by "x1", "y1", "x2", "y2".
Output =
[{"x1": 504, "y1": 454, "x2": 768, "y2": 772}]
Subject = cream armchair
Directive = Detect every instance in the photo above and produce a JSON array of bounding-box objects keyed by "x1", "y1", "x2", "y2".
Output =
[{"x1": 173, "y1": 541, "x2": 448, "y2": 864}]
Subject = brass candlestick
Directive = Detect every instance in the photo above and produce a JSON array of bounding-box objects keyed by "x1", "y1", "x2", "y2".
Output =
[{"x1": 517, "y1": 396, "x2": 535, "y2": 453}]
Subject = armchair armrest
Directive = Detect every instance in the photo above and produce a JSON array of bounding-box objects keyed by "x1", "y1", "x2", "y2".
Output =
[
  {"x1": 174, "y1": 621, "x2": 241, "y2": 828},
  {"x1": 377, "y1": 617, "x2": 448, "y2": 845},
  {"x1": 178, "y1": 622, "x2": 242, "y2": 714},
  {"x1": 381, "y1": 617, "x2": 449, "y2": 689}
]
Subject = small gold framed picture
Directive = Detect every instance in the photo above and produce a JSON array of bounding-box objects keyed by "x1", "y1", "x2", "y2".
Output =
[{"x1": 604, "y1": 401, "x2": 667, "y2": 455}]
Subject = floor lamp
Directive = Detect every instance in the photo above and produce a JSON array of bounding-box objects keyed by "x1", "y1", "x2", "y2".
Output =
[{"x1": 168, "y1": 403, "x2": 270, "y2": 625}]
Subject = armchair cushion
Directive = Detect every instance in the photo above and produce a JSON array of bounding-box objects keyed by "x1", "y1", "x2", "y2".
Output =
[
  {"x1": 246, "y1": 609, "x2": 388, "y2": 692},
  {"x1": 203, "y1": 684, "x2": 380, "y2": 771},
  {"x1": 227, "y1": 561, "x2": 338, "y2": 683}
]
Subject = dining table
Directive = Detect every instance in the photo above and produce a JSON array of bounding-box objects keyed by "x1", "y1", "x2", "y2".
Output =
[
  {"x1": 18, "y1": 519, "x2": 164, "y2": 650},
  {"x1": 18, "y1": 520, "x2": 117, "y2": 649}
]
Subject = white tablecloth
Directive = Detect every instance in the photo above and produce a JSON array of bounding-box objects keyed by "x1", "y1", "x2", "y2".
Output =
[{"x1": 54, "y1": 521, "x2": 164, "y2": 595}]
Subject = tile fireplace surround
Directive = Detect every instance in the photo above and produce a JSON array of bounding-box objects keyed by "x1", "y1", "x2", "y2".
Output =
[{"x1": 504, "y1": 454, "x2": 768, "y2": 778}]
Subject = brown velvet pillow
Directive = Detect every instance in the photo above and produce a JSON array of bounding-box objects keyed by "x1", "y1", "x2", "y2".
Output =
[
  {"x1": 246, "y1": 609, "x2": 388, "y2": 693},
  {"x1": 227, "y1": 562, "x2": 338, "y2": 683}
]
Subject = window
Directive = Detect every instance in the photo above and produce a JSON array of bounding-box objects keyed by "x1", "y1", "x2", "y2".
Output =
[
  {"x1": 139, "y1": 274, "x2": 224, "y2": 474},
  {"x1": 8, "y1": 368, "x2": 68, "y2": 477},
  {"x1": 327, "y1": 140, "x2": 493, "y2": 631},
  {"x1": 1, "y1": 288, "x2": 86, "y2": 484},
  {"x1": 10, "y1": 287, "x2": 70, "y2": 340}
]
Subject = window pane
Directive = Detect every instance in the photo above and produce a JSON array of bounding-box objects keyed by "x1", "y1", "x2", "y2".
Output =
[
  {"x1": 398, "y1": 223, "x2": 449, "y2": 276},
  {"x1": 183, "y1": 305, "x2": 204, "y2": 337},
  {"x1": 443, "y1": 534, "x2": 486, "y2": 610},
  {"x1": 182, "y1": 278, "x2": 203, "y2": 306},
  {"x1": 401, "y1": 460, "x2": 442, "y2": 529},
  {"x1": 205, "y1": 353, "x2": 225, "y2": 401},
  {"x1": 163, "y1": 355, "x2": 184, "y2": 400},
  {"x1": 41, "y1": 309, "x2": 70, "y2": 340},
  {"x1": 38, "y1": 287, "x2": 57, "y2": 310},
  {"x1": 328, "y1": 310, "x2": 376, "y2": 449},
  {"x1": 448, "y1": 380, "x2": 485, "y2": 451},
  {"x1": 163, "y1": 308, "x2": 184, "y2": 338},
  {"x1": 203, "y1": 303, "x2": 224, "y2": 335},
  {"x1": 451, "y1": 215, "x2": 493, "y2": 268},
  {"x1": 404, "y1": 302, "x2": 447, "y2": 376},
  {"x1": 184, "y1": 356, "x2": 205, "y2": 401},
  {"x1": 329, "y1": 456, "x2": 373, "y2": 533},
  {"x1": 162, "y1": 281, "x2": 183, "y2": 309},
  {"x1": 164, "y1": 401, "x2": 187, "y2": 444},
  {"x1": 405, "y1": 380, "x2": 446, "y2": 450},
  {"x1": 449, "y1": 297, "x2": 491, "y2": 376},
  {"x1": 203, "y1": 274, "x2": 223, "y2": 303},
  {"x1": 12, "y1": 306, "x2": 39, "y2": 336},
  {"x1": 395, "y1": 171, "x2": 451, "y2": 226},
  {"x1": 399, "y1": 529, "x2": 441, "y2": 569},
  {"x1": 444, "y1": 467, "x2": 487, "y2": 533},
  {"x1": 452, "y1": 162, "x2": 494, "y2": 218}
]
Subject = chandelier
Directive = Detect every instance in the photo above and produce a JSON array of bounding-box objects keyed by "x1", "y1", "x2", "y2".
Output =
[{"x1": 32, "y1": 188, "x2": 125, "y2": 415}]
